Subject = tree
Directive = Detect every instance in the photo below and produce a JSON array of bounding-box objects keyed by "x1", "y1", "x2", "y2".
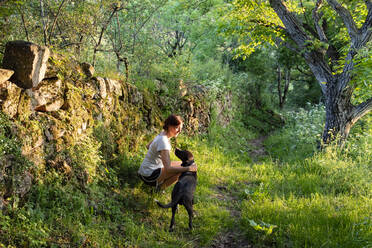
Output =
[
  {"x1": 222, "y1": 0, "x2": 372, "y2": 145},
  {"x1": 104, "y1": 0, "x2": 167, "y2": 78}
]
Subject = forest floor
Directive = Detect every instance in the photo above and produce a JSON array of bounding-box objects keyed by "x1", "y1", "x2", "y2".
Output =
[{"x1": 208, "y1": 135, "x2": 268, "y2": 248}]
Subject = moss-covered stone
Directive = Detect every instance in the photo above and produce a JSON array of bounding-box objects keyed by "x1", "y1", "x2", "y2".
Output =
[
  {"x1": 0, "y1": 80, "x2": 22, "y2": 118},
  {"x1": 1, "y1": 47, "x2": 217, "y2": 200},
  {"x1": 17, "y1": 91, "x2": 33, "y2": 122}
]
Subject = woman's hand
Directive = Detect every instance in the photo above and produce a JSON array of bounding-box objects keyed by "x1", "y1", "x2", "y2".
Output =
[{"x1": 188, "y1": 163, "x2": 197, "y2": 172}]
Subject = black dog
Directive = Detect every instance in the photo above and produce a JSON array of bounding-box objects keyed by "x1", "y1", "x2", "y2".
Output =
[{"x1": 156, "y1": 148, "x2": 197, "y2": 231}]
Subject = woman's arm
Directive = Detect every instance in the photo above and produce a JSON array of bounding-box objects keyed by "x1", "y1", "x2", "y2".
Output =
[{"x1": 160, "y1": 150, "x2": 197, "y2": 173}]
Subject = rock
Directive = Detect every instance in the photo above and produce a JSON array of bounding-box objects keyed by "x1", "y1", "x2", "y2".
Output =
[
  {"x1": 0, "y1": 155, "x2": 12, "y2": 196},
  {"x1": 0, "y1": 198, "x2": 6, "y2": 210},
  {"x1": 34, "y1": 96, "x2": 64, "y2": 112},
  {"x1": 81, "y1": 62, "x2": 95, "y2": 78},
  {"x1": 2, "y1": 40, "x2": 50, "y2": 89},
  {"x1": 51, "y1": 123, "x2": 66, "y2": 140},
  {"x1": 14, "y1": 171, "x2": 33, "y2": 198},
  {"x1": 44, "y1": 53, "x2": 60, "y2": 79},
  {"x1": 0, "y1": 80, "x2": 22, "y2": 118},
  {"x1": 44, "y1": 128, "x2": 53, "y2": 141},
  {"x1": 0, "y1": 69, "x2": 14, "y2": 84},
  {"x1": 179, "y1": 80, "x2": 188, "y2": 97},
  {"x1": 16, "y1": 91, "x2": 33, "y2": 122},
  {"x1": 45, "y1": 122, "x2": 66, "y2": 141},
  {"x1": 126, "y1": 83, "x2": 143, "y2": 105},
  {"x1": 94, "y1": 77, "x2": 107, "y2": 98},
  {"x1": 104, "y1": 77, "x2": 122, "y2": 96},
  {"x1": 28, "y1": 77, "x2": 64, "y2": 112}
]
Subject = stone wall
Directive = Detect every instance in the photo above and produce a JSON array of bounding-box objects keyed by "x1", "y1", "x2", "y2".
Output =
[{"x1": 0, "y1": 41, "x2": 220, "y2": 208}]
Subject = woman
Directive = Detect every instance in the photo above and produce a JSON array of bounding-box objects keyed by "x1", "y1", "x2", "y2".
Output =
[{"x1": 138, "y1": 114, "x2": 197, "y2": 189}]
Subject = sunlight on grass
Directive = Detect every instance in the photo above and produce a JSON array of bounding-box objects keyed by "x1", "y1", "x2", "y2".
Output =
[
  {"x1": 123, "y1": 112, "x2": 371, "y2": 247},
  {"x1": 0, "y1": 109, "x2": 370, "y2": 247}
]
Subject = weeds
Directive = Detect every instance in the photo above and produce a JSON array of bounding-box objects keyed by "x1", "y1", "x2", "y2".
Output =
[{"x1": 0, "y1": 105, "x2": 370, "y2": 247}]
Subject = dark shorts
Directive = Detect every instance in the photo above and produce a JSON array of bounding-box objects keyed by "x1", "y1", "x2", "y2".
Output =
[{"x1": 138, "y1": 168, "x2": 161, "y2": 186}]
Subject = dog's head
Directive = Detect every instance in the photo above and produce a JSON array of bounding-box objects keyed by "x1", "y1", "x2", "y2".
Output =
[{"x1": 175, "y1": 148, "x2": 194, "y2": 167}]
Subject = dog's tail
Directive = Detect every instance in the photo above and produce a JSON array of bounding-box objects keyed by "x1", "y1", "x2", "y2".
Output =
[
  {"x1": 155, "y1": 200, "x2": 173, "y2": 208},
  {"x1": 155, "y1": 194, "x2": 182, "y2": 208}
]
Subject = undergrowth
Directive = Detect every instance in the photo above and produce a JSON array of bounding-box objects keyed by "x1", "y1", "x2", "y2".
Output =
[{"x1": 0, "y1": 106, "x2": 371, "y2": 248}]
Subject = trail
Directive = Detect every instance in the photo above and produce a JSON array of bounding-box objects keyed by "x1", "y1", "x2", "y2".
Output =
[
  {"x1": 248, "y1": 135, "x2": 268, "y2": 161},
  {"x1": 208, "y1": 136, "x2": 269, "y2": 248},
  {"x1": 208, "y1": 185, "x2": 254, "y2": 248}
]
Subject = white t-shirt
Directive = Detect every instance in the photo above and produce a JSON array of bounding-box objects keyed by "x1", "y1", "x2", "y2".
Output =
[{"x1": 138, "y1": 134, "x2": 171, "y2": 177}]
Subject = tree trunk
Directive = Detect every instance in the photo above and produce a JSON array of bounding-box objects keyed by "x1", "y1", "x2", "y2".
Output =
[
  {"x1": 322, "y1": 77, "x2": 353, "y2": 144},
  {"x1": 322, "y1": 75, "x2": 372, "y2": 146},
  {"x1": 277, "y1": 64, "x2": 290, "y2": 109}
]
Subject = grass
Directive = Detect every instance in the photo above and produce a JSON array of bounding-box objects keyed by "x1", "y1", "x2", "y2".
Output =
[{"x1": 0, "y1": 108, "x2": 371, "y2": 247}]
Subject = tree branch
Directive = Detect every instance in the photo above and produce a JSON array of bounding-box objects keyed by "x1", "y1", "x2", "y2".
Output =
[
  {"x1": 326, "y1": 0, "x2": 358, "y2": 40},
  {"x1": 39, "y1": 0, "x2": 48, "y2": 46},
  {"x1": 312, "y1": 0, "x2": 328, "y2": 42},
  {"x1": 350, "y1": 97, "x2": 372, "y2": 124},
  {"x1": 248, "y1": 19, "x2": 286, "y2": 32},
  {"x1": 48, "y1": 0, "x2": 67, "y2": 45},
  {"x1": 59, "y1": 42, "x2": 83, "y2": 48},
  {"x1": 337, "y1": 1, "x2": 372, "y2": 91},
  {"x1": 17, "y1": 4, "x2": 30, "y2": 41},
  {"x1": 92, "y1": 5, "x2": 123, "y2": 66},
  {"x1": 359, "y1": 1, "x2": 372, "y2": 47},
  {"x1": 295, "y1": 65, "x2": 313, "y2": 76},
  {"x1": 269, "y1": 0, "x2": 329, "y2": 94},
  {"x1": 274, "y1": 37, "x2": 301, "y2": 53},
  {"x1": 269, "y1": 0, "x2": 309, "y2": 47}
]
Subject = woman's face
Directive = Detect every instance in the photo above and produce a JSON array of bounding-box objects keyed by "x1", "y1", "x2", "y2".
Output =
[{"x1": 169, "y1": 123, "x2": 183, "y2": 138}]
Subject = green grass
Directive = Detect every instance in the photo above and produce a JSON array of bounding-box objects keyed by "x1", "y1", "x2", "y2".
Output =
[{"x1": 0, "y1": 109, "x2": 371, "y2": 247}]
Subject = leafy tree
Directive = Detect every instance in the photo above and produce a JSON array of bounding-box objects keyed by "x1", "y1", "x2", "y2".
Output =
[
  {"x1": 104, "y1": 0, "x2": 168, "y2": 78},
  {"x1": 222, "y1": 0, "x2": 372, "y2": 144}
]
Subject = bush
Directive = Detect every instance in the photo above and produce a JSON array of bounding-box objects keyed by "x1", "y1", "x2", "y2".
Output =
[{"x1": 265, "y1": 103, "x2": 325, "y2": 161}]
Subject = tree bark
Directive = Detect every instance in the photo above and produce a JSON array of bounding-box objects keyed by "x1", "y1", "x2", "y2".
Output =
[{"x1": 322, "y1": 77, "x2": 353, "y2": 143}]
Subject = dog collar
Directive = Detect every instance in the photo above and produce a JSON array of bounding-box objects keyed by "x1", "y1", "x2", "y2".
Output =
[{"x1": 181, "y1": 160, "x2": 194, "y2": 167}]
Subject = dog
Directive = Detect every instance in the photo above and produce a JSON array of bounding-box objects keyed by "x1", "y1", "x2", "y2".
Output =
[{"x1": 156, "y1": 148, "x2": 197, "y2": 231}]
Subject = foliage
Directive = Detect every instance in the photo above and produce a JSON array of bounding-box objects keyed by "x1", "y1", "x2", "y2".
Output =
[
  {"x1": 0, "y1": 112, "x2": 33, "y2": 207},
  {"x1": 67, "y1": 133, "x2": 103, "y2": 182},
  {"x1": 351, "y1": 41, "x2": 372, "y2": 105},
  {"x1": 265, "y1": 103, "x2": 326, "y2": 161},
  {"x1": 0, "y1": 102, "x2": 371, "y2": 247},
  {"x1": 0, "y1": 112, "x2": 23, "y2": 163},
  {"x1": 0, "y1": 1, "x2": 371, "y2": 247},
  {"x1": 220, "y1": 0, "x2": 372, "y2": 143},
  {"x1": 228, "y1": 71, "x2": 285, "y2": 133}
]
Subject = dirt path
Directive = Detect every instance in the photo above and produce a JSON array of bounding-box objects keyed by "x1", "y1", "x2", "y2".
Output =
[
  {"x1": 208, "y1": 136, "x2": 268, "y2": 248},
  {"x1": 208, "y1": 186, "x2": 254, "y2": 248},
  {"x1": 248, "y1": 135, "x2": 268, "y2": 161}
]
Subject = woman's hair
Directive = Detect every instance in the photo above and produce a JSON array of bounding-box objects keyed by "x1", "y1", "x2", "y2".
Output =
[{"x1": 163, "y1": 114, "x2": 183, "y2": 131}]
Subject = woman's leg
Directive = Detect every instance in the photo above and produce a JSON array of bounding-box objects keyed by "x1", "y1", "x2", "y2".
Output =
[{"x1": 157, "y1": 161, "x2": 182, "y2": 189}]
